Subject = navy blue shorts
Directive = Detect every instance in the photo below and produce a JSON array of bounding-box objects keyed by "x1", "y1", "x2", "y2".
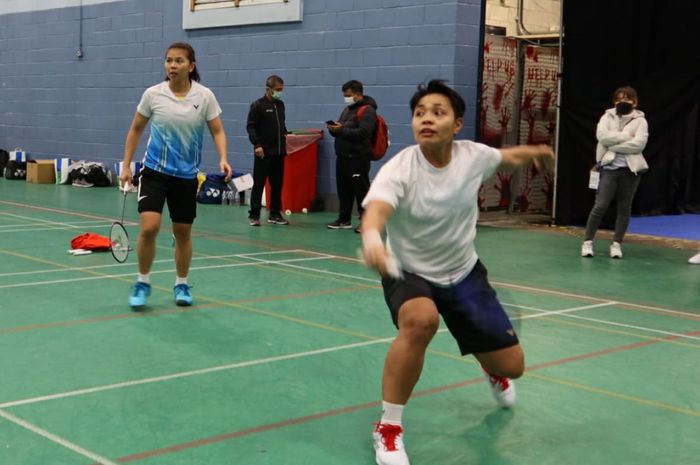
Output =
[
  {"x1": 137, "y1": 167, "x2": 198, "y2": 224},
  {"x1": 381, "y1": 260, "x2": 519, "y2": 355}
]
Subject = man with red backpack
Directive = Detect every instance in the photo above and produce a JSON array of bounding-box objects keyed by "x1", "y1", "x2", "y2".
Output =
[{"x1": 326, "y1": 80, "x2": 378, "y2": 233}]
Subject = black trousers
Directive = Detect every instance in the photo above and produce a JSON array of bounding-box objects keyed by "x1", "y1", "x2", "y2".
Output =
[
  {"x1": 584, "y1": 168, "x2": 641, "y2": 243},
  {"x1": 336, "y1": 156, "x2": 370, "y2": 222},
  {"x1": 249, "y1": 155, "x2": 284, "y2": 217}
]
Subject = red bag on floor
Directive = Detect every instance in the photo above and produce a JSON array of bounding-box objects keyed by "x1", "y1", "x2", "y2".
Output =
[{"x1": 70, "y1": 232, "x2": 112, "y2": 252}]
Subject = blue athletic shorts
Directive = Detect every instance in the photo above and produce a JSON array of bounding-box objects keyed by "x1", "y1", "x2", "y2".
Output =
[
  {"x1": 381, "y1": 260, "x2": 519, "y2": 355},
  {"x1": 137, "y1": 167, "x2": 198, "y2": 224}
]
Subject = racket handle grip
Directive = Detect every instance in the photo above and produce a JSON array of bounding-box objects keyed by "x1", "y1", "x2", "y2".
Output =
[
  {"x1": 384, "y1": 255, "x2": 402, "y2": 279},
  {"x1": 357, "y1": 248, "x2": 403, "y2": 279}
]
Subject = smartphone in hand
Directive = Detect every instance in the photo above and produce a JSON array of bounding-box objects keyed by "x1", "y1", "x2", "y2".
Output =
[{"x1": 326, "y1": 120, "x2": 337, "y2": 125}]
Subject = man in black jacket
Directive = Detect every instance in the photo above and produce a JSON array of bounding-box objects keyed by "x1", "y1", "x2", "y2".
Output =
[
  {"x1": 327, "y1": 80, "x2": 377, "y2": 232},
  {"x1": 246, "y1": 75, "x2": 289, "y2": 226}
]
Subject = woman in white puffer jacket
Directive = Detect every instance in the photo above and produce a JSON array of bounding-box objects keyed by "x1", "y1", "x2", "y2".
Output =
[{"x1": 581, "y1": 86, "x2": 649, "y2": 259}]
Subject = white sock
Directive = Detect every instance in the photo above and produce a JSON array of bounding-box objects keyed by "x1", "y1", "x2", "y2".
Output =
[
  {"x1": 137, "y1": 273, "x2": 150, "y2": 284},
  {"x1": 175, "y1": 276, "x2": 188, "y2": 286},
  {"x1": 380, "y1": 401, "x2": 404, "y2": 425}
]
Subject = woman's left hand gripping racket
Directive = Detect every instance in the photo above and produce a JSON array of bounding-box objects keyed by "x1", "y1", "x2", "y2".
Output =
[{"x1": 110, "y1": 185, "x2": 131, "y2": 263}]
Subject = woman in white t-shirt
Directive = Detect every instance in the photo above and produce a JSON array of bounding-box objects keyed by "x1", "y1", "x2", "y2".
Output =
[
  {"x1": 361, "y1": 80, "x2": 553, "y2": 465},
  {"x1": 119, "y1": 42, "x2": 232, "y2": 310}
]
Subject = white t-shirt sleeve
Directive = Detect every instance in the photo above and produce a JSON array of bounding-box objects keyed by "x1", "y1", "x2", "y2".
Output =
[
  {"x1": 479, "y1": 143, "x2": 502, "y2": 180},
  {"x1": 362, "y1": 156, "x2": 405, "y2": 209},
  {"x1": 136, "y1": 88, "x2": 154, "y2": 118},
  {"x1": 205, "y1": 89, "x2": 222, "y2": 122}
]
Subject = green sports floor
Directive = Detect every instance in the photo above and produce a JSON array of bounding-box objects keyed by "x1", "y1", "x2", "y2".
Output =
[{"x1": 0, "y1": 181, "x2": 698, "y2": 465}]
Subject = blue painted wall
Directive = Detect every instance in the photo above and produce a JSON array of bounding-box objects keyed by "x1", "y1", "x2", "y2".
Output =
[{"x1": 0, "y1": 0, "x2": 483, "y2": 194}]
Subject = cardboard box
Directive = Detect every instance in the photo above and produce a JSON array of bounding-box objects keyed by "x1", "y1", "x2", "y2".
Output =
[{"x1": 27, "y1": 160, "x2": 56, "y2": 184}]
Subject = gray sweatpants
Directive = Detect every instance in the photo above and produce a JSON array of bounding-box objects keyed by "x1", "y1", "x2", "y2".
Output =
[{"x1": 584, "y1": 168, "x2": 641, "y2": 243}]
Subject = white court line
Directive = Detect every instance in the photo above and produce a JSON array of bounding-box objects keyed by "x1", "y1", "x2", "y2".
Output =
[
  {"x1": 0, "y1": 211, "x2": 137, "y2": 231},
  {"x1": 0, "y1": 224, "x2": 120, "y2": 234},
  {"x1": 244, "y1": 254, "x2": 379, "y2": 283},
  {"x1": 510, "y1": 301, "x2": 617, "y2": 318},
  {"x1": 0, "y1": 310, "x2": 546, "y2": 410},
  {"x1": 0, "y1": 211, "x2": 104, "y2": 230},
  {"x1": 248, "y1": 253, "x2": 700, "y2": 338},
  {"x1": 0, "y1": 255, "x2": 335, "y2": 289},
  {"x1": 532, "y1": 311, "x2": 700, "y2": 341},
  {"x1": 0, "y1": 246, "x2": 663, "y2": 336},
  {"x1": 0, "y1": 200, "x2": 115, "y2": 222},
  {"x1": 3, "y1": 244, "x2": 696, "y2": 330},
  {"x1": 502, "y1": 301, "x2": 700, "y2": 341},
  {"x1": 259, "y1": 253, "x2": 700, "y2": 319},
  {"x1": 0, "y1": 249, "x2": 313, "y2": 278},
  {"x1": 0, "y1": 222, "x2": 34, "y2": 228},
  {"x1": 0, "y1": 211, "x2": 137, "y2": 233},
  {"x1": 0, "y1": 299, "x2": 692, "y2": 410},
  {"x1": 324, "y1": 254, "x2": 700, "y2": 319},
  {"x1": 0, "y1": 219, "x2": 115, "y2": 229},
  {"x1": 0, "y1": 409, "x2": 118, "y2": 465},
  {"x1": 9, "y1": 194, "x2": 683, "y2": 318},
  {"x1": 0, "y1": 338, "x2": 394, "y2": 409},
  {"x1": 491, "y1": 279, "x2": 699, "y2": 318}
]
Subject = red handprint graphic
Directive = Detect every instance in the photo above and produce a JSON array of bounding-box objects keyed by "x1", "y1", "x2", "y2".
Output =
[
  {"x1": 494, "y1": 171, "x2": 513, "y2": 208},
  {"x1": 514, "y1": 184, "x2": 531, "y2": 212},
  {"x1": 522, "y1": 89, "x2": 537, "y2": 113},
  {"x1": 540, "y1": 88, "x2": 555, "y2": 117},
  {"x1": 525, "y1": 46, "x2": 539, "y2": 62}
]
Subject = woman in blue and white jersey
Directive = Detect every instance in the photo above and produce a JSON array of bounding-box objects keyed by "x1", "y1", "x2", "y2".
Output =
[{"x1": 119, "y1": 42, "x2": 232, "y2": 309}]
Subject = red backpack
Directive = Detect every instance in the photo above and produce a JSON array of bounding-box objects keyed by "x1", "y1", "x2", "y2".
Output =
[
  {"x1": 357, "y1": 105, "x2": 390, "y2": 161},
  {"x1": 70, "y1": 232, "x2": 112, "y2": 251}
]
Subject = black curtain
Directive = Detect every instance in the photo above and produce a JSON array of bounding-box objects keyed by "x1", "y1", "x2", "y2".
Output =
[{"x1": 555, "y1": 0, "x2": 700, "y2": 225}]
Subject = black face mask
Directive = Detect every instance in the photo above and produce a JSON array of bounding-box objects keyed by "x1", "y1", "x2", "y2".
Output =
[{"x1": 615, "y1": 101, "x2": 633, "y2": 115}]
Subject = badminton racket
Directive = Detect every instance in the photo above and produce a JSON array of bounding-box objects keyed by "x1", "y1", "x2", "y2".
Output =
[
  {"x1": 110, "y1": 185, "x2": 130, "y2": 263},
  {"x1": 357, "y1": 247, "x2": 403, "y2": 279}
]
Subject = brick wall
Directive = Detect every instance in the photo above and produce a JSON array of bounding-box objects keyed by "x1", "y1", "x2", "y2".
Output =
[{"x1": 0, "y1": 0, "x2": 484, "y2": 195}]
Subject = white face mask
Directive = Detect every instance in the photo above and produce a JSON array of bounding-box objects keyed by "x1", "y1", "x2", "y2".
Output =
[
  {"x1": 344, "y1": 96, "x2": 355, "y2": 106},
  {"x1": 271, "y1": 90, "x2": 283, "y2": 101}
]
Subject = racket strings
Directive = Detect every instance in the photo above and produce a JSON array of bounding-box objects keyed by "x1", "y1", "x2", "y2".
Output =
[
  {"x1": 110, "y1": 188, "x2": 131, "y2": 263},
  {"x1": 110, "y1": 223, "x2": 130, "y2": 262}
]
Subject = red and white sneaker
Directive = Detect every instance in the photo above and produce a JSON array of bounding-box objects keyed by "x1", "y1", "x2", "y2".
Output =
[
  {"x1": 483, "y1": 370, "x2": 516, "y2": 408},
  {"x1": 373, "y1": 422, "x2": 410, "y2": 465}
]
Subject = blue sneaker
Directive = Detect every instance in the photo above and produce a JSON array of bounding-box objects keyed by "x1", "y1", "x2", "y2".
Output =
[
  {"x1": 129, "y1": 282, "x2": 151, "y2": 309},
  {"x1": 174, "y1": 284, "x2": 193, "y2": 306}
]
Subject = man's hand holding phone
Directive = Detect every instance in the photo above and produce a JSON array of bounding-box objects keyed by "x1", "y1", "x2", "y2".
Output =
[{"x1": 326, "y1": 120, "x2": 341, "y2": 133}]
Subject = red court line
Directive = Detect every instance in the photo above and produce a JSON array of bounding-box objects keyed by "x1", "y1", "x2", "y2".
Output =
[
  {"x1": 493, "y1": 279, "x2": 700, "y2": 319},
  {"x1": 0, "y1": 199, "x2": 301, "y2": 252},
  {"x1": 3, "y1": 200, "x2": 696, "y2": 319},
  {"x1": 0, "y1": 286, "x2": 371, "y2": 335},
  {"x1": 90, "y1": 328, "x2": 700, "y2": 464},
  {"x1": 613, "y1": 302, "x2": 700, "y2": 321},
  {"x1": 0, "y1": 200, "x2": 115, "y2": 222}
]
